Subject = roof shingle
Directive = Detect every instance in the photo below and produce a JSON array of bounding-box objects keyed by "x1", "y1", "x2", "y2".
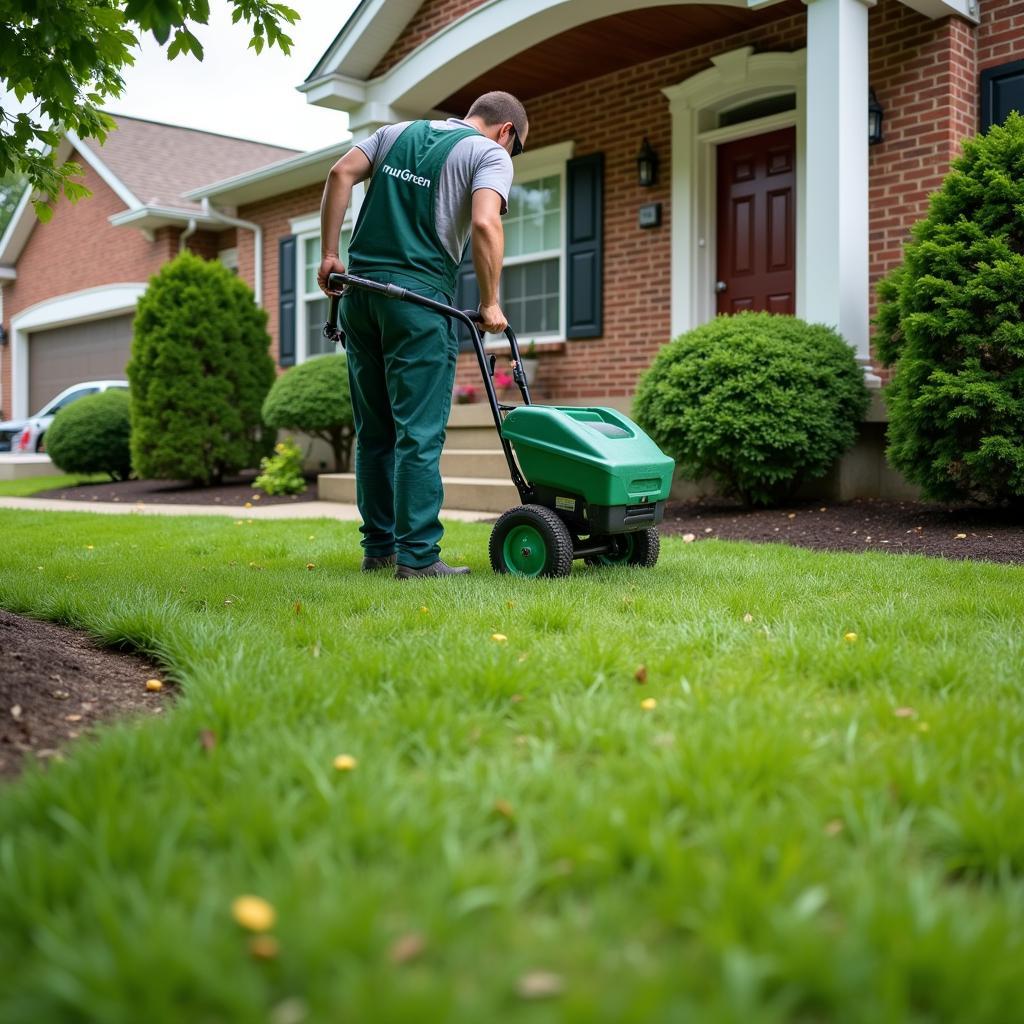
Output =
[{"x1": 78, "y1": 114, "x2": 299, "y2": 212}]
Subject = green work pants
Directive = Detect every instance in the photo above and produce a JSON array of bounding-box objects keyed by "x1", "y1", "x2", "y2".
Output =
[{"x1": 339, "y1": 272, "x2": 459, "y2": 568}]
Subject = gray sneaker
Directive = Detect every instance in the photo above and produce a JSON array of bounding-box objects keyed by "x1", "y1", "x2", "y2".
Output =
[
  {"x1": 395, "y1": 559, "x2": 471, "y2": 579},
  {"x1": 361, "y1": 554, "x2": 397, "y2": 572}
]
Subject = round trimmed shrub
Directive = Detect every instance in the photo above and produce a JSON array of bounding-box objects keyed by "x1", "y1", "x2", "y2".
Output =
[
  {"x1": 633, "y1": 313, "x2": 870, "y2": 506},
  {"x1": 261, "y1": 354, "x2": 354, "y2": 472},
  {"x1": 874, "y1": 111, "x2": 1024, "y2": 505},
  {"x1": 46, "y1": 389, "x2": 132, "y2": 480},
  {"x1": 127, "y1": 252, "x2": 276, "y2": 485}
]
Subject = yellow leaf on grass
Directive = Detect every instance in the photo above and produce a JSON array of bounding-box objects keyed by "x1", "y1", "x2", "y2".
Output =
[
  {"x1": 333, "y1": 754, "x2": 358, "y2": 771},
  {"x1": 641, "y1": 698, "x2": 657, "y2": 710},
  {"x1": 843, "y1": 632, "x2": 858, "y2": 643},
  {"x1": 232, "y1": 895, "x2": 276, "y2": 932},
  {"x1": 491, "y1": 633, "x2": 508, "y2": 643}
]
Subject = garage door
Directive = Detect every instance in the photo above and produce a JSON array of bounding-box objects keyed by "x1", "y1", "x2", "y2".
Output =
[{"x1": 28, "y1": 315, "x2": 134, "y2": 414}]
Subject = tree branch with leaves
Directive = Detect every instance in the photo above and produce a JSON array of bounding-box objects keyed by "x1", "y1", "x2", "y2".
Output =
[{"x1": 0, "y1": 0, "x2": 299, "y2": 223}]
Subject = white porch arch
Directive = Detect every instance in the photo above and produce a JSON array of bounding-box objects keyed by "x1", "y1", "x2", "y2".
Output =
[{"x1": 306, "y1": 0, "x2": 770, "y2": 129}]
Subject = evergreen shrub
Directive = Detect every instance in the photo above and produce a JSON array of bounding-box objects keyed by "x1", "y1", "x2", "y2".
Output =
[
  {"x1": 261, "y1": 354, "x2": 354, "y2": 472},
  {"x1": 46, "y1": 389, "x2": 132, "y2": 480},
  {"x1": 634, "y1": 313, "x2": 869, "y2": 506},
  {"x1": 127, "y1": 252, "x2": 276, "y2": 485},
  {"x1": 874, "y1": 112, "x2": 1024, "y2": 505}
]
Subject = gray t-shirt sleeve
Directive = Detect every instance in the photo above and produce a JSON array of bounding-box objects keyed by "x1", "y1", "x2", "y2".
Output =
[{"x1": 471, "y1": 144, "x2": 514, "y2": 215}]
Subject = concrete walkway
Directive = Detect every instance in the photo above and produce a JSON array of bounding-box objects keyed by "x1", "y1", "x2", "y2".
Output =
[{"x1": 0, "y1": 496, "x2": 494, "y2": 522}]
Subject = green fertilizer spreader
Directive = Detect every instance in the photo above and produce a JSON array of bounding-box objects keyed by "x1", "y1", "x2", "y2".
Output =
[{"x1": 326, "y1": 272, "x2": 675, "y2": 577}]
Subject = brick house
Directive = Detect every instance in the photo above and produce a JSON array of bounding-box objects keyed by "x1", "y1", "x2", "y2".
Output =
[
  {"x1": 1, "y1": 0, "x2": 1022, "y2": 496},
  {"x1": 0, "y1": 115, "x2": 296, "y2": 420}
]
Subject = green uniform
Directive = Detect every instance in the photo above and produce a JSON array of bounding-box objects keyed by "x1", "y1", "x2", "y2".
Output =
[{"x1": 340, "y1": 120, "x2": 479, "y2": 568}]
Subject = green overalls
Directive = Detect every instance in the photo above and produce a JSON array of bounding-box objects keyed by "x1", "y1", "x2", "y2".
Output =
[{"x1": 340, "y1": 120, "x2": 479, "y2": 569}]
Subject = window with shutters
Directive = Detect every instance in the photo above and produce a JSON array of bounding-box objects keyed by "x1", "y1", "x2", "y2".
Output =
[{"x1": 290, "y1": 210, "x2": 352, "y2": 362}]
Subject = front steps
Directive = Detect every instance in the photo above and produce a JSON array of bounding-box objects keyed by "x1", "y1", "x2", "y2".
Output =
[{"x1": 318, "y1": 403, "x2": 518, "y2": 513}]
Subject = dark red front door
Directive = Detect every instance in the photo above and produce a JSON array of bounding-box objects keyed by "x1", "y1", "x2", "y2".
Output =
[{"x1": 716, "y1": 127, "x2": 796, "y2": 314}]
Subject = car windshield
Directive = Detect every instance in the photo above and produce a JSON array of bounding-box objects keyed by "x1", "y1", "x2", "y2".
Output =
[{"x1": 39, "y1": 387, "x2": 100, "y2": 417}]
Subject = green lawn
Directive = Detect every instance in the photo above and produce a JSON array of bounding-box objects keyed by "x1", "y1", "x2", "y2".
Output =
[
  {"x1": 0, "y1": 472, "x2": 108, "y2": 497},
  {"x1": 0, "y1": 509, "x2": 1022, "y2": 1024}
]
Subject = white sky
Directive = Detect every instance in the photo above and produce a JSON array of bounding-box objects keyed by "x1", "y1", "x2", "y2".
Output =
[
  {"x1": 1, "y1": 1, "x2": 361, "y2": 157},
  {"x1": 111, "y1": 1, "x2": 361, "y2": 152}
]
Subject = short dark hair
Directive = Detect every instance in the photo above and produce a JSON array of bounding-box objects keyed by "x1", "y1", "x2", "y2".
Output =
[{"x1": 466, "y1": 91, "x2": 528, "y2": 139}]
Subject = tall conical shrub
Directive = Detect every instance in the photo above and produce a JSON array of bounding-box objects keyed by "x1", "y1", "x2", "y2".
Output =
[
  {"x1": 875, "y1": 112, "x2": 1024, "y2": 505},
  {"x1": 127, "y1": 252, "x2": 276, "y2": 485}
]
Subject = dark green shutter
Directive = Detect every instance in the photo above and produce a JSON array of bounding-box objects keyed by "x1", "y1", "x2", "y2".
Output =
[
  {"x1": 566, "y1": 152, "x2": 604, "y2": 339},
  {"x1": 454, "y1": 248, "x2": 479, "y2": 352},
  {"x1": 279, "y1": 234, "x2": 296, "y2": 367},
  {"x1": 981, "y1": 59, "x2": 1024, "y2": 131}
]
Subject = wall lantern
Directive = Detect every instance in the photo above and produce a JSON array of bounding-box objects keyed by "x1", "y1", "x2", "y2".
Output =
[
  {"x1": 868, "y1": 88, "x2": 884, "y2": 145},
  {"x1": 0, "y1": 324, "x2": 7, "y2": 346},
  {"x1": 636, "y1": 136, "x2": 659, "y2": 187}
]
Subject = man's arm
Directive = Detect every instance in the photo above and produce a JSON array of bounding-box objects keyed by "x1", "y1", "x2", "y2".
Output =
[
  {"x1": 317, "y1": 147, "x2": 373, "y2": 295},
  {"x1": 471, "y1": 188, "x2": 508, "y2": 334}
]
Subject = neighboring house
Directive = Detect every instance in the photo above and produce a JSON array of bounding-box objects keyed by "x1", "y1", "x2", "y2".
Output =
[
  {"x1": 2, "y1": 0, "x2": 1022, "y2": 429},
  {"x1": 0, "y1": 115, "x2": 296, "y2": 419}
]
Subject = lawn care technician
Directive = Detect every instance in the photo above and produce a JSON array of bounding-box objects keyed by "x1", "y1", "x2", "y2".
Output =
[{"x1": 318, "y1": 92, "x2": 528, "y2": 580}]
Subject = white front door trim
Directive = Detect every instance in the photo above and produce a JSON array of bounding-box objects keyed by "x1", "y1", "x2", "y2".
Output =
[
  {"x1": 663, "y1": 47, "x2": 807, "y2": 337},
  {"x1": 9, "y1": 283, "x2": 146, "y2": 418}
]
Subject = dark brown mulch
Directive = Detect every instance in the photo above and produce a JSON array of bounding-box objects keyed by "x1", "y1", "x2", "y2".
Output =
[
  {"x1": 0, "y1": 610, "x2": 171, "y2": 778},
  {"x1": 660, "y1": 497, "x2": 1024, "y2": 565},
  {"x1": 33, "y1": 471, "x2": 318, "y2": 507}
]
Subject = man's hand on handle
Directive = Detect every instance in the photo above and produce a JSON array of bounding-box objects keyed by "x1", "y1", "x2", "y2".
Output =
[
  {"x1": 477, "y1": 301, "x2": 508, "y2": 334},
  {"x1": 318, "y1": 254, "x2": 346, "y2": 296}
]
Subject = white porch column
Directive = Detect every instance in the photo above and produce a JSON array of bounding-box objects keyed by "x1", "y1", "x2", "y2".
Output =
[{"x1": 804, "y1": 0, "x2": 880, "y2": 385}]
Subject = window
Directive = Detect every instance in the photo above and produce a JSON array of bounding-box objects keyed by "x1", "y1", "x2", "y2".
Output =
[
  {"x1": 981, "y1": 59, "x2": 1024, "y2": 132},
  {"x1": 297, "y1": 227, "x2": 349, "y2": 360},
  {"x1": 458, "y1": 164, "x2": 567, "y2": 349},
  {"x1": 499, "y1": 173, "x2": 563, "y2": 339}
]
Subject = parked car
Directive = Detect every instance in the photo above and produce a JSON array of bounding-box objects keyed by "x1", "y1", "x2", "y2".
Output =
[{"x1": 0, "y1": 380, "x2": 130, "y2": 454}]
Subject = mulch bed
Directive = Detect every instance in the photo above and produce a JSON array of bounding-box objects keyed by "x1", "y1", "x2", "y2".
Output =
[
  {"x1": 660, "y1": 497, "x2": 1024, "y2": 565},
  {"x1": 33, "y1": 471, "x2": 318, "y2": 507},
  {"x1": 0, "y1": 610, "x2": 171, "y2": 778}
]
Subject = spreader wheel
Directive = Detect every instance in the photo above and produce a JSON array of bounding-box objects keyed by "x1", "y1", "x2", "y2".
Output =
[
  {"x1": 584, "y1": 527, "x2": 660, "y2": 568},
  {"x1": 489, "y1": 504, "x2": 574, "y2": 578}
]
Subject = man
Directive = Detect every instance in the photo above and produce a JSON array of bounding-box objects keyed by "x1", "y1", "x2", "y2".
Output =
[{"x1": 317, "y1": 92, "x2": 527, "y2": 580}]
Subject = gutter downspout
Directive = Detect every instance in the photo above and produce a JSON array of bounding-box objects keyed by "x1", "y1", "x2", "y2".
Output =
[
  {"x1": 199, "y1": 198, "x2": 263, "y2": 306},
  {"x1": 178, "y1": 217, "x2": 197, "y2": 254}
]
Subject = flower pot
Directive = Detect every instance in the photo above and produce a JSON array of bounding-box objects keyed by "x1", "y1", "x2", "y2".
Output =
[{"x1": 519, "y1": 357, "x2": 540, "y2": 386}]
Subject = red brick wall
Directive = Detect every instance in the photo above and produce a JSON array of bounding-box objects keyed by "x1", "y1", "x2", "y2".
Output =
[
  {"x1": 237, "y1": 183, "x2": 325, "y2": 367},
  {"x1": 372, "y1": 0, "x2": 487, "y2": 77},
  {"x1": 867, "y1": 1, "x2": 978, "y2": 385},
  {"x1": 977, "y1": 0, "x2": 1024, "y2": 71}
]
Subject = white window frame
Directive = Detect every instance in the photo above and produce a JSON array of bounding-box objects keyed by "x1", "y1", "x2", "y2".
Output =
[
  {"x1": 485, "y1": 141, "x2": 574, "y2": 350},
  {"x1": 291, "y1": 208, "x2": 354, "y2": 363}
]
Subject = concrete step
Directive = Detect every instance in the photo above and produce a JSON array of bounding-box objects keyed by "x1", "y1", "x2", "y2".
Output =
[
  {"x1": 440, "y1": 448, "x2": 508, "y2": 478},
  {"x1": 319, "y1": 473, "x2": 518, "y2": 514},
  {"x1": 444, "y1": 426, "x2": 501, "y2": 449}
]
